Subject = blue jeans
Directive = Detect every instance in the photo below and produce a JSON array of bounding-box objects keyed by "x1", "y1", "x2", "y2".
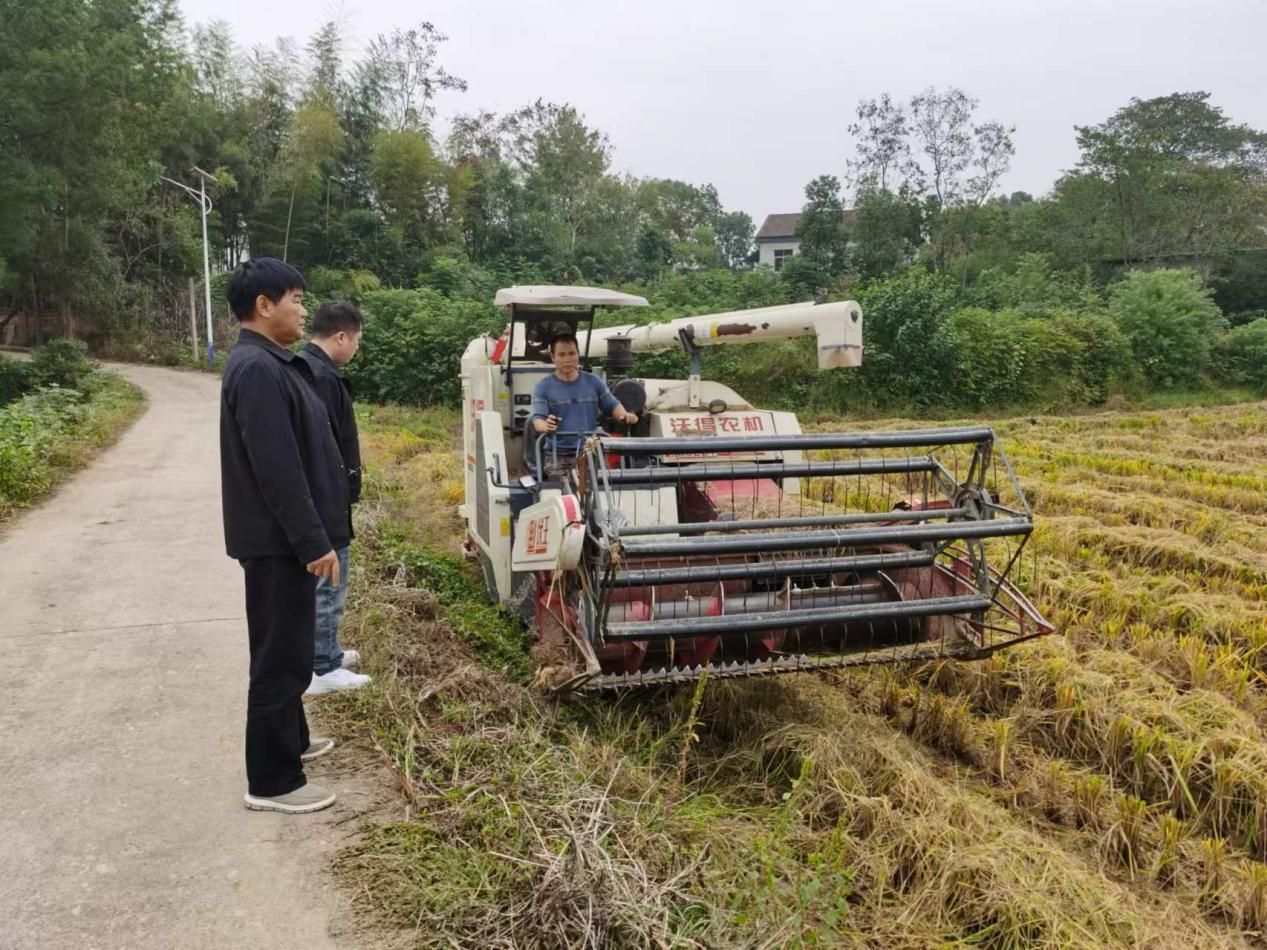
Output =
[{"x1": 313, "y1": 546, "x2": 351, "y2": 675}]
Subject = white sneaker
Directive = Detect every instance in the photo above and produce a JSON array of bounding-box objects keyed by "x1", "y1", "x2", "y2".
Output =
[
  {"x1": 340, "y1": 650, "x2": 359, "y2": 669},
  {"x1": 305, "y1": 667, "x2": 371, "y2": 695}
]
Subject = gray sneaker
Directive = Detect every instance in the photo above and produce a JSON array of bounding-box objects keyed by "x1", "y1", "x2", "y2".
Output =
[
  {"x1": 301, "y1": 738, "x2": 335, "y2": 762},
  {"x1": 244, "y1": 783, "x2": 337, "y2": 814}
]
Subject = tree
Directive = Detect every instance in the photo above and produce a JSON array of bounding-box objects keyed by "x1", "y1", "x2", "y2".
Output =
[
  {"x1": 908, "y1": 88, "x2": 973, "y2": 207},
  {"x1": 848, "y1": 88, "x2": 1014, "y2": 211},
  {"x1": 848, "y1": 187, "x2": 923, "y2": 280},
  {"x1": 364, "y1": 22, "x2": 466, "y2": 132},
  {"x1": 339, "y1": 57, "x2": 388, "y2": 203},
  {"x1": 448, "y1": 155, "x2": 524, "y2": 267},
  {"x1": 446, "y1": 103, "x2": 632, "y2": 275},
  {"x1": 636, "y1": 224, "x2": 674, "y2": 274},
  {"x1": 715, "y1": 211, "x2": 754, "y2": 270},
  {"x1": 0, "y1": 0, "x2": 188, "y2": 331},
  {"x1": 447, "y1": 109, "x2": 512, "y2": 163},
  {"x1": 305, "y1": 19, "x2": 344, "y2": 105},
  {"x1": 908, "y1": 87, "x2": 1015, "y2": 208},
  {"x1": 521, "y1": 103, "x2": 610, "y2": 256},
  {"x1": 370, "y1": 129, "x2": 448, "y2": 245},
  {"x1": 793, "y1": 175, "x2": 849, "y2": 289},
  {"x1": 190, "y1": 20, "x2": 242, "y2": 110},
  {"x1": 847, "y1": 93, "x2": 917, "y2": 192},
  {"x1": 635, "y1": 179, "x2": 722, "y2": 244},
  {"x1": 1066, "y1": 93, "x2": 1267, "y2": 269},
  {"x1": 674, "y1": 226, "x2": 721, "y2": 271},
  {"x1": 844, "y1": 88, "x2": 1015, "y2": 273}
]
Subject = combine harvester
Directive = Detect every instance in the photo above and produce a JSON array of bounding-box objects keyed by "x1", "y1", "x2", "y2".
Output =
[{"x1": 460, "y1": 286, "x2": 1052, "y2": 691}]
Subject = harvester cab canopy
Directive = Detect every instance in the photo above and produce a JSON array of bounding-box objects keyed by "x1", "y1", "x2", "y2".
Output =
[{"x1": 492, "y1": 284, "x2": 648, "y2": 373}]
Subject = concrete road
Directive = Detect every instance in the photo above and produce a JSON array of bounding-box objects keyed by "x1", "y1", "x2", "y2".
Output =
[{"x1": 0, "y1": 364, "x2": 362, "y2": 950}]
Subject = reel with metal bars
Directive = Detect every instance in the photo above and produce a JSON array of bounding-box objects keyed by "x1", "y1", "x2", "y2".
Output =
[{"x1": 555, "y1": 427, "x2": 1052, "y2": 691}]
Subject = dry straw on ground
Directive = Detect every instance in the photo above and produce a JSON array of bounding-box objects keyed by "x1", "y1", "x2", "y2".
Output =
[{"x1": 319, "y1": 400, "x2": 1267, "y2": 948}]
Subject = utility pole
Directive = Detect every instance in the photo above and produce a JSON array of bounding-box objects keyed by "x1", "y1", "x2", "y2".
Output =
[{"x1": 161, "y1": 166, "x2": 218, "y2": 369}]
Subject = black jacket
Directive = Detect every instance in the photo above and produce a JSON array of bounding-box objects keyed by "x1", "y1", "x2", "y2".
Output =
[
  {"x1": 220, "y1": 329, "x2": 350, "y2": 563},
  {"x1": 297, "y1": 341, "x2": 362, "y2": 507}
]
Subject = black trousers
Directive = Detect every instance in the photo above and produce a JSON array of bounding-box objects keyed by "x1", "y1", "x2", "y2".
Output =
[{"x1": 241, "y1": 556, "x2": 315, "y2": 797}]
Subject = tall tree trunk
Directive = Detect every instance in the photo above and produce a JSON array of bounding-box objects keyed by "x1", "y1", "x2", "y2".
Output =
[
  {"x1": 282, "y1": 182, "x2": 297, "y2": 262},
  {"x1": 0, "y1": 305, "x2": 19, "y2": 345}
]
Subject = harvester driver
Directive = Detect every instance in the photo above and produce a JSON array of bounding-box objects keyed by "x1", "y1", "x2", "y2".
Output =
[{"x1": 530, "y1": 333, "x2": 638, "y2": 477}]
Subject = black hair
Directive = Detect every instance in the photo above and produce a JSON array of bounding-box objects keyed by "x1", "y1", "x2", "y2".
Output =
[
  {"x1": 549, "y1": 332, "x2": 579, "y2": 353},
  {"x1": 225, "y1": 257, "x2": 307, "y2": 320},
  {"x1": 311, "y1": 300, "x2": 364, "y2": 337}
]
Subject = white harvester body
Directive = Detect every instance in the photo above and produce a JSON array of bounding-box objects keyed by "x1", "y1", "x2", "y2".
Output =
[{"x1": 457, "y1": 286, "x2": 1049, "y2": 691}]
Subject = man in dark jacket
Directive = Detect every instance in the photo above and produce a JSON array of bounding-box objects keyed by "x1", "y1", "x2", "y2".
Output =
[
  {"x1": 220, "y1": 258, "x2": 346, "y2": 814},
  {"x1": 297, "y1": 301, "x2": 371, "y2": 696}
]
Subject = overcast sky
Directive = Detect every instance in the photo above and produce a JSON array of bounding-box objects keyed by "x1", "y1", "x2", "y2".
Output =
[{"x1": 176, "y1": 0, "x2": 1267, "y2": 226}]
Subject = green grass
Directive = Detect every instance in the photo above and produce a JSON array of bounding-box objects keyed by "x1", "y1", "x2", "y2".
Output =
[
  {"x1": 1131, "y1": 384, "x2": 1262, "y2": 411},
  {"x1": 0, "y1": 370, "x2": 145, "y2": 524}
]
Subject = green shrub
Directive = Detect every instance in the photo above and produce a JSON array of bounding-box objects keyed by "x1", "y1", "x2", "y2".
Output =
[
  {"x1": 939, "y1": 308, "x2": 1035, "y2": 409},
  {"x1": 0, "y1": 354, "x2": 30, "y2": 405},
  {"x1": 1211, "y1": 318, "x2": 1267, "y2": 390},
  {"x1": 1108, "y1": 269, "x2": 1225, "y2": 389},
  {"x1": 416, "y1": 256, "x2": 498, "y2": 301},
  {"x1": 855, "y1": 267, "x2": 959, "y2": 410},
  {"x1": 337, "y1": 264, "x2": 1164, "y2": 415},
  {"x1": 621, "y1": 268, "x2": 791, "y2": 313},
  {"x1": 349, "y1": 288, "x2": 503, "y2": 405},
  {"x1": 0, "y1": 386, "x2": 86, "y2": 504},
  {"x1": 1043, "y1": 309, "x2": 1134, "y2": 404},
  {"x1": 966, "y1": 253, "x2": 1102, "y2": 315},
  {"x1": 1226, "y1": 308, "x2": 1267, "y2": 328},
  {"x1": 1212, "y1": 248, "x2": 1267, "y2": 316},
  {"x1": 307, "y1": 266, "x2": 382, "y2": 302},
  {"x1": 937, "y1": 307, "x2": 1132, "y2": 410},
  {"x1": 28, "y1": 338, "x2": 94, "y2": 390}
]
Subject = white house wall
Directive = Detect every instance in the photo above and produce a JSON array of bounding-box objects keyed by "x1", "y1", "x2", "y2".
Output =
[{"x1": 757, "y1": 239, "x2": 801, "y2": 268}]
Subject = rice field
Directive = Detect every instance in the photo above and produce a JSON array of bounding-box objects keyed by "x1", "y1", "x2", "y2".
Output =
[{"x1": 328, "y1": 399, "x2": 1267, "y2": 948}]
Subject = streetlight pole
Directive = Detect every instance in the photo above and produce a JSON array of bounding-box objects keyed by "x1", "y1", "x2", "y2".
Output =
[
  {"x1": 161, "y1": 167, "x2": 218, "y2": 369},
  {"x1": 193, "y1": 167, "x2": 217, "y2": 368}
]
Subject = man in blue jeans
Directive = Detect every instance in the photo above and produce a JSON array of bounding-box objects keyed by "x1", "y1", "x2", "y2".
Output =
[{"x1": 298, "y1": 301, "x2": 372, "y2": 695}]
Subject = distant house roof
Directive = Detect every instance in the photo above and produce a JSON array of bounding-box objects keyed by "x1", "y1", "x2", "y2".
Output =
[
  {"x1": 755, "y1": 210, "x2": 855, "y2": 241},
  {"x1": 755, "y1": 213, "x2": 802, "y2": 241}
]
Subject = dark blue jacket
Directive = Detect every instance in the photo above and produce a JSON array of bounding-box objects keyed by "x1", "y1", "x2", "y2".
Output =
[
  {"x1": 220, "y1": 329, "x2": 349, "y2": 562},
  {"x1": 297, "y1": 341, "x2": 362, "y2": 507}
]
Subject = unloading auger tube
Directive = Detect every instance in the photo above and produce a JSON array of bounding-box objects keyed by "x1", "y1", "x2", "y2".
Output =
[
  {"x1": 576, "y1": 298, "x2": 864, "y2": 369},
  {"x1": 542, "y1": 427, "x2": 1053, "y2": 692}
]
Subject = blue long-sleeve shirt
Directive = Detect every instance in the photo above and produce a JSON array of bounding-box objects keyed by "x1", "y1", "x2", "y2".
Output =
[{"x1": 530, "y1": 371, "x2": 620, "y2": 453}]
